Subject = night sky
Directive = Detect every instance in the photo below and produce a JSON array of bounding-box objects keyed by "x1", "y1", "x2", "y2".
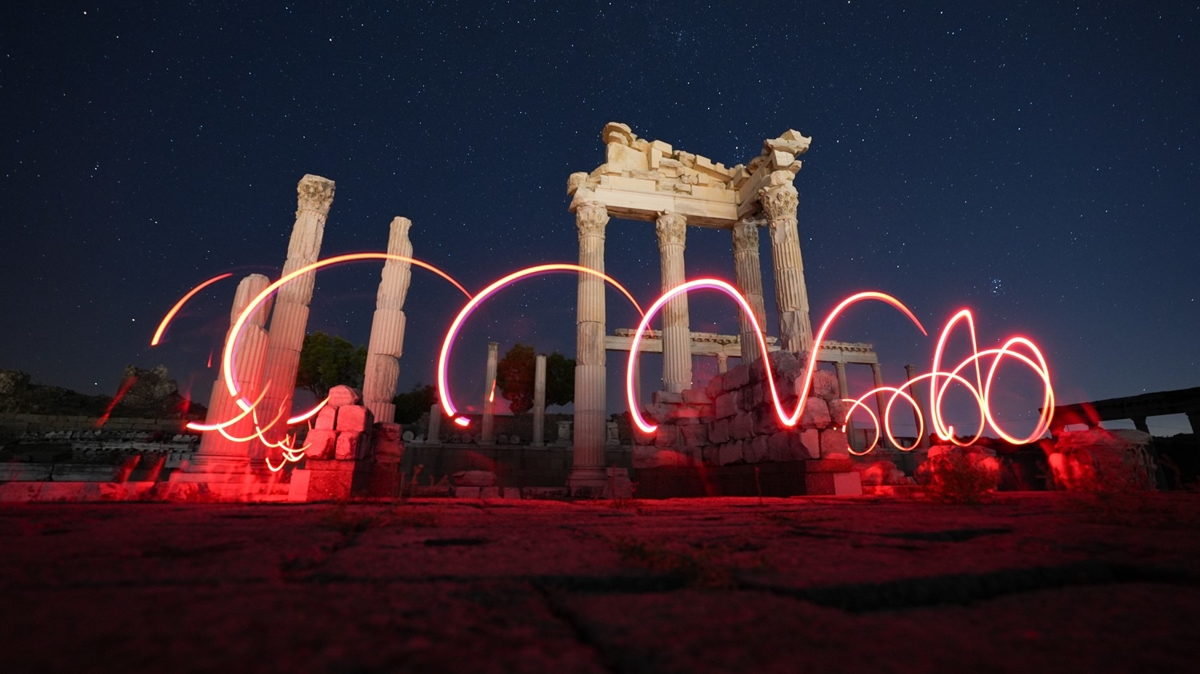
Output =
[{"x1": 3, "y1": 2, "x2": 1197, "y2": 435}]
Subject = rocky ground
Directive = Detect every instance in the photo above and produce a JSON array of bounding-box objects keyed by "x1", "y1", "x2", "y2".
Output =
[{"x1": 3, "y1": 492, "x2": 1199, "y2": 673}]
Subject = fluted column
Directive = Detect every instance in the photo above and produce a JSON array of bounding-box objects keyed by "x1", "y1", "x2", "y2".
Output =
[
  {"x1": 257, "y1": 174, "x2": 334, "y2": 457},
  {"x1": 732, "y1": 217, "x2": 768, "y2": 363},
  {"x1": 871, "y1": 363, "x2": 890, "y2": 449},
  {"x1": 656, "y1": 211, "x2": 691, "y2": 393},
  {"x1": 362, "y1": 217, "x2": 413, "y2": 423},
  {"x1": 569, "y1": 196, "x2": 609, "y2": 491},
  {"x1": 717, "y1": 353, "x2": 728, "y2": 374},
  {"x1": 188, "y1": 274, "x2": 273, "y2": 474},
  {"x1": 481, "y1": 341, "x2": 498, "y2": 445},
  {"x1": 759, "y1": 170, "x2": 813, "y2": 354},
  {"x1": 532, "y1": 354, "x2": 546, "y2": 447},
  {"x1": 905, "y1": 364, "x2": 932, "y2": 449}
]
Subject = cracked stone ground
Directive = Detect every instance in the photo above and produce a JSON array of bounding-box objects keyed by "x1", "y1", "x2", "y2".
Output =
[{"x1": 3, "y1": 494, "x2": 1199, "y2": 673}]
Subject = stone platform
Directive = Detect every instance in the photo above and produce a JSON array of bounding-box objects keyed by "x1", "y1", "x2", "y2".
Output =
[{"x1": 2, "y1": 493, "x2": 1199, "y2": 672}]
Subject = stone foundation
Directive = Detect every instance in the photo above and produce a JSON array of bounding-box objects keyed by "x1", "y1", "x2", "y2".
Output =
[{"x1": 633, "y1": 350, "x2": 860, "y2": 495}]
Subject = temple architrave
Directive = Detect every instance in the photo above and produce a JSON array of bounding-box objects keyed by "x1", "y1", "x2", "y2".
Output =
[{"x1": 566, "y1": 122, "x2": 816, "y2": 493}]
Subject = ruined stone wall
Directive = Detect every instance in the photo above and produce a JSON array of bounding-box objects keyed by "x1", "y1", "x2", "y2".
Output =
[{"x1": 633, "y1": 350, "x2": 852, "y2": 468}]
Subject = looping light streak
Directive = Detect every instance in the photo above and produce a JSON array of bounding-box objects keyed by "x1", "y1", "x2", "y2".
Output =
[
  {"x1": 437, "y1": 263, "x2": 644, "y2": 426},
  {"x1": 162, "y1": 251, "x2": 1055, "y2": 472},
  {"x1": 150, "y1": 273, "x2": 233, "y2": 346},
  {"x1": 628, "y1": 283, "x2": 927, "y2": 435}
]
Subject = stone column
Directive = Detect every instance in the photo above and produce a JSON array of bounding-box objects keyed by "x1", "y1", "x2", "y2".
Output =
[
  {"x1": 905, "y1": 364, "x2": 932, "y2": 449},
  {"x1": 835, "y1": 361, "x2": 857, "y2": 449},
  {"x1": 732, "y1": 217, "x2": 768, "y2": 363},
  {"x1": 481, "y1": 341, "x2": 498, "y2": 445},
  {"x1": 871, "y1": 363, "x2": 891, "y2": 449},
  {"x1": 759, "y1": 170, "x2": 813, "y2": 354},
  {"x1": 656, "y1": 211, "x2": 691, "y2": 393},
  {"x1": 362, "y1": 217, "x2": 413, "y2": 424},
  {"x1": 427, "y1": 403, "x2": 442, "y2": 445},
  {"x1": 717, "y1": 353, "x2": 728, "y2": 374},
  {"x1": 532, "y1": 354, "x2": 546, "y2": 447},
  {"x1": 569, "y1": 196, "x2": 609, "y2": 492},
  {"x1": 257, "y1": 174, "x2": 334, "y2": 456},
  {"x1": 188, "y1": 274, "x2": 273, "y2": 475}
]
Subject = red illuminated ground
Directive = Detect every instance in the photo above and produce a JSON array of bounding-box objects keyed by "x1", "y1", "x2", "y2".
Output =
[{"x1": 3, "y1": 493, "x2": 1199, "y2": 672}]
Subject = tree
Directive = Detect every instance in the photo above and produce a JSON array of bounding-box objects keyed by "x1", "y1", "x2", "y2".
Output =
[
  {"x1": 544, "y1": 352, "x2": 575, "y2": 408},
  {"x1": 296, "y1": 331, "x2": 367, "y2": 399},
  {"x1": 393, "y1": 383, "x2": 437, "y2": 425},
  {"x1": 495, "y1": 343, "x2": 536, "y2": 415}
]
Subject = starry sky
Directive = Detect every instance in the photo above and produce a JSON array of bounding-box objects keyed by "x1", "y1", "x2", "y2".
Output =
[{"x1": 3, "y1": 2, "x2": 1197, "y2": 435}]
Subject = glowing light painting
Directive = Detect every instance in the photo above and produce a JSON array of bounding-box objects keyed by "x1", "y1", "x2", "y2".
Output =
[{"x1": 156, "y1": 254, "x2": 1055, "y2": 470}]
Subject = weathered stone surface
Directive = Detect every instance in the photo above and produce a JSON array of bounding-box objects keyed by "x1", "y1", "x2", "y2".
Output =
[
  {"x1": 680, "y1": 423, "x2": 708, "y2": 448},
  {"x1": 335, "y1": 405, "x2": 374, "y2": 433},
  {"x1": 452, "y1": 470, "x2": 496, "y2": 487},
  {"x1": 828, "y1": 398, "x2": 850, "y2": 426},
  {"x1": 745, "y1": 435, "x2": 769, "y2": 464},
  {"x1": 718, "y1": 442, "x2": 743, "y2": 466},
  {"x1": 372, "y1": 422, "x2": 403, "y2": 464},
  {"x1": 801, "y1": 397, "x2": 832, "y2": 429},
  {"x1": 705, "y1": 373, "x2": 725, "y2": 400},
  {"x1": 811, "y1": 370, "x2": 839, "y2": 400},
  {"x1": 800, "y1": 428, "x2": 821, "y2": 459},
  {"x1": 681, "y1": 388, "x2": 710, "y2": 405},
  {"x1": 724, "y1": 364, "x2": 750, "y2": 390},
  {"x1": 336, "y1": 432, "x2": 369, "y2": 460},
  {"x1": 820, "y1": 428, "x2": 850, "y2": 459},
  {"x1": 304, "y1": 429, "x2": 337, "y2": 460},
  {"x1": 653, "y1": 390, "x2": 684, "y2": 405},
  {"x1": 654, "y1": 425, "x2": 680, "y2": 448},
  {"x1": 314, "y1": 406, "x2": 337, "y2": 430},
  {"x1": 714, "y1": 391, "x2": 738, "y2": 419},
  {"x1": 327, "y1": 385, "x2": 362, "y2": 407},
  {"x1": 730, "y1": 412, "x2": 755, "y2": 440},
  {"x1": 633, "y1": 445, "x2": 687, "y2": 468},
  {"x1": 753, "y1": 407, "x2": 779, "y2": 436},
  {"x1": 709, "y1": 418, "x2": 730, "y2": 444},
  {"x1": 767, "y1": 431, "x2": 792, "y2": 462}
]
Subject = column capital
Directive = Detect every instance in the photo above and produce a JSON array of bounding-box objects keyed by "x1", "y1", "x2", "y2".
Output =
[
  {"x1": 655, "y1": 211, "x2": 687, "y2": 249},
  {"x1": 296, "y1": 174, "x2": 336, "y2": 216},
  {"x1": 575, "y1": 199, "x2": 609, "y2": 238},
  {"x1": 731, "y1": 219, "x2": 760, "y2": 251},
  {"x1": 758, "y1": 170, "x2": 798, "y2": 224}
]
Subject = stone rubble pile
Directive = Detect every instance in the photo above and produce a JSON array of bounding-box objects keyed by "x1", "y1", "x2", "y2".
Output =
[
  {"x1": 303, "y1": 386, "x2": 375, "y2": 461},
  {"x1": 634, "y1": 350, "x2": 853, "y2": 469}
]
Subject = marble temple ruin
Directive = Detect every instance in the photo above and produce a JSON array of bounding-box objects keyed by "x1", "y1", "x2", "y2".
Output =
[{"x1": 565, "y1": 122, "x2": 819, "y2": 492}]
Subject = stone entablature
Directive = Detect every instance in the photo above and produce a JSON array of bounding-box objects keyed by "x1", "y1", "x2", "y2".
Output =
[{"x1": 567, "y1": 122, "x2": 811, "y2": 227}]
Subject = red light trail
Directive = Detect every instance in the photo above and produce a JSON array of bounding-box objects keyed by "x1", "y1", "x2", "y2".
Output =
[{"x1": 157, "y1": 257, "x2": 1055, "y2": 470}]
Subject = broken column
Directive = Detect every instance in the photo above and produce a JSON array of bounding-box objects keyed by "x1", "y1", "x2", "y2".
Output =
[
  {"x1": 905, "y1": 364, "x2": 932, "y2": 449},
  {"x1": 188, "y1": 273, "x2": 273, "y2": 474},
  {"x1": 732, "y1": 217, "x2": 768, "y2": 363},
  {"x1": 362, "y1": 216, "x2": 413, "y2": 423},
  {"x1": 871, "y1": 363, "x2": 890, "y2": 449},
  {"x1": 532, "y1": 354, "x2": 546, "y2": 447},
  {"x1": 257, "y1": 174, "x2": 335, "y2": 455},
  {"x1": 759, "y1": 170, "x2": 813, "y2": 354},
  {"x1": 656, "y1": 210, "x2": 692, "y2": 393},
  {"x1": 481, "y1": 341, "x2": 498, "y2": 445},
  {"x1": 427, "y1": 403, "x2": 442, "y2": 444},
  {"x1": 568, "y1": 190, "x2": 609, "y2": 492}
]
